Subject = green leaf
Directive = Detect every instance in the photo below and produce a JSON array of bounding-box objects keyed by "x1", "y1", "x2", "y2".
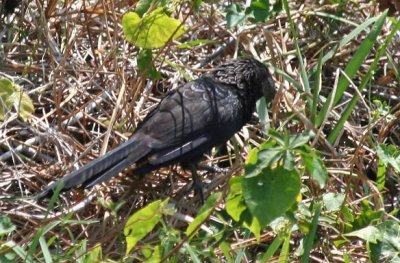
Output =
[
  {"x1": 0, "y1": 241, "x2": 33, "y2": 263},
  {"x1": 122, "y1": 9, "x2": 186, "y2": 49},
  {"x1": 0, "y1": 78, "x2": 34, "y2": 121},
  {"x1": 352, "y1": 203, "x2": 384, "y2": 230},
  {"x1": 376, "y1": 144, "x2": 400, "y2": 173},
  {"x1": 302, "y1": 204, "x2": 321, "y2": 262},
  {"x1": 226, "y1": 4, "x2": 246, "y2": 28},
  {"x1": 137, "y1": 49, "x2": 162, "y2": 80},
  {"x1": 0, "y1": 78, "x2": 14, "y2": 109},
  {"x1": 322, "y1": 192, "x2": 345, "y2": 212},
  {"x1": 186, "y1": 192, "x2": 221, "y2": 237},
  {"x1": 0, "y1": 250, "x2": 17, "y2": 263},
  {"x1": 177, "y1": 39, "x2": 217, "y2": 49},
  {"x1": 345, "y1": 226, "x2": 383, "y2": 244},
  {"x1": 370, "y1": 221, "x2": 400, "y2": 262},
  {"x1": 310, "y1": 15, "x2": 376, "y2": 78},
  {"x1": 278, "y1": 233, "x2": 291, "y2": 262},
  {"x1": 327, "y1": 11, "x2": 390, "y2": 144},
  {"x1": 243, "y1": 166, "x2": 301, "y2": 227},
  {"x1": 0, "y1": 215, "x2": 16, "y2": 236},
  {"x1": 141, "y1": 245, "x2": 162, "y2": 262},
  {"x1": 124, "y1": 199, "x2": 169, "y2": 254},
  {"x1": 135, "y1": 0, "x2": 153, "y2": 17},
  {"x1": 226, "y1": 177, "x2": 247, "y2": 222},
  {"x1": 245, "y1": 148, "x2": 281, "y2": 178},
  {"x1": 11, "y1": 91, "x2": 34, "y2": 121},
  {"x1": 226, "y1": 177, "x2": 262, "y2": 239},
  {"x1": 289, "y1": 131, "x2": 313, "y2": 149},
  {"x1": 249, "y1": 0, "x2": 270, "y2": 22},
  {"x1": 219, "y1": 242, "x2": 233, "y2": 262},
  {"x1": 259, "y1": 233, "x2": 284, "y2": 261},
  {"x1": 376, "y1": 159, "x2": 386, "y2": 191},
  {"x1": 301, "y1": 150, "x2": 327, "y2": 188},
  {"x1": 194, "y1": 0, "x2": 203, "y2": 11},
  {"x1": 38, "y1": 236, "x2": 52, "y2": 263},
  {"x1": 83, "y1": 244, "x2": 102, "y2": 263},
  {"x1": 242, "y1": 212, "x2": 262, "y2": 240},
  {"x1": 272, "y1": 0, "x2": 283, "y2": 12}
]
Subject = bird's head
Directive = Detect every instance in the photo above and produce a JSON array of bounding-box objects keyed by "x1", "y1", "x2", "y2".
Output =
[{"x1": 211, "y1": 57, "x2": 276, "y2": 103}]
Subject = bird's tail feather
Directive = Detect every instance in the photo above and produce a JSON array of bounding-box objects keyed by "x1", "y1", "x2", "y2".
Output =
[{"x1": 38, "y1": 138, "x2": 150, "y2": 198}]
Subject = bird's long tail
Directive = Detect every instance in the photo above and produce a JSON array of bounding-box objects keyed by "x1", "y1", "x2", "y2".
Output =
[{"x1": 37, "y1": 138, "x2": 150, "y2": 199}]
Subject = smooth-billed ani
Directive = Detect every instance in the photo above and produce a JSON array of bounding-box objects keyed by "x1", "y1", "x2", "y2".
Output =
[{"x1": 39, "y1": 57, "x2": 276, "y2": 198}]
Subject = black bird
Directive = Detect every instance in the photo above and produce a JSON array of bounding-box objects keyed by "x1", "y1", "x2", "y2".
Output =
[
  {"x1": 39, "y1": 57, "x2": 276, "y2": 198},
  {"x1": 1, "y1": 0, "x2": 20, "y2": 14}
]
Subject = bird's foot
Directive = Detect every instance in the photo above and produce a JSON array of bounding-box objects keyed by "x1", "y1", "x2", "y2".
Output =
[{"x1": 191, "y1": 172, "x2": 205, "y2": 204}]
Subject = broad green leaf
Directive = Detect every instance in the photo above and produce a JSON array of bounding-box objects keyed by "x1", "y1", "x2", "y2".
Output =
[
  {"x1": 289, "y1": 131, "x2": 313, "y2": 149},
  {"x1": 243, "y1": 214, "x2": 262, "y2": 240},
  {"x1": 10, "y1": 91, "x2": 34, "y2": 121},
  {"x1": 0, "y1": 250, "x2": 17, "y2": 263},
  {"x1": 376, "y1": 144, "x2": 400, "y2": 173},
  {"x1": 0, "y1": 78, "x2": 14, "y2": 109},
  {"x1": 193, "y1": 0, "x2": 203, "y2": 11},
  {"x1": 83, "y1": 244, "x2": 102, "y2": 263},
  {"x1": 249, "y1": 0, "x2": 270, "y2": 22},
  {"x1": 123, "y1": 9, "x2": 186, "y2": 49},
  {"x1": 124, "y1": 199, "x2": 168, "y2": 254},
  {"x1": 226, "y1": 4, "x2": 246, "y2": 28},
  {"x1": 141, "y1": 245, "x2": 162, "y2": 263},
  {"x1": 322, "y1": 192, "x2": 345, "y2": 212},
  {"x1": 0, "y1": 241, "x2": 33, "y2": 263},
  {"x1": 283, "y1": 150, "x2": 295, "y2": 170},
  {"x1": 268, "y1": 129, "x2": 286, "y2": 145},
  {"x1": 247, "y1": 147, "x2": 260, "y2": 164},
  {"x1": 370, "y1": 221, "x2": 400, "y2": 262},
  {"x1": 245, "y1": 148, "x2": 281, "y2": 178},
  {"x1": 0, "y1": 216, "x2": 15, "y2": 236},
  {"x1": 226, "y1": 177, "x2": 262, "y2": 239},
  {"x1": 243, "y1": 166, "x2": 301, "y2": 227},
  {"x1": 186, "y1": 192, "x2": 221, "y2": 237},
  {"x1": 226, "y1": 177, "x2": 247, "y2": 222},
  {"x1": 272, "y1": 0, "x2": 283, "y2": 12},
  {"x1": 345, "y1": 226, "x2": 383, "y2": 244},
  {"x1": 352, "y1": 203, "x2": 384, "y2": 230},
  {"x1": 0, "y1": 78, "x2": 34, "y2": 121},
  {"x1": 342, "y1": 206, "x2": 354, "y2": 223},
  {"x1": 301, "y1": 150, "x2": 327, "y2": 188}
]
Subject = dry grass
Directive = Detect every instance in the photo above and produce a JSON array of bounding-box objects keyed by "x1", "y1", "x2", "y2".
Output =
[{"x1": 0, "y1": 0, "x2": 399, "y2": 261}]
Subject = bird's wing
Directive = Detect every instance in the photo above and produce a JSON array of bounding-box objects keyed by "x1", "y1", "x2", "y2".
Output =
[
  {"x1": 38, "y1": 77, "x2": 241, "y2": 198},
  {"x1": 136, "y1": 77, "x2": 243, "y2": 166}
]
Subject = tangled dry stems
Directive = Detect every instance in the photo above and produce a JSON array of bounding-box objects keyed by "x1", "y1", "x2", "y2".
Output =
[{"x1": 0, "y1": 0, "x2": 399, "y2": 260}]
